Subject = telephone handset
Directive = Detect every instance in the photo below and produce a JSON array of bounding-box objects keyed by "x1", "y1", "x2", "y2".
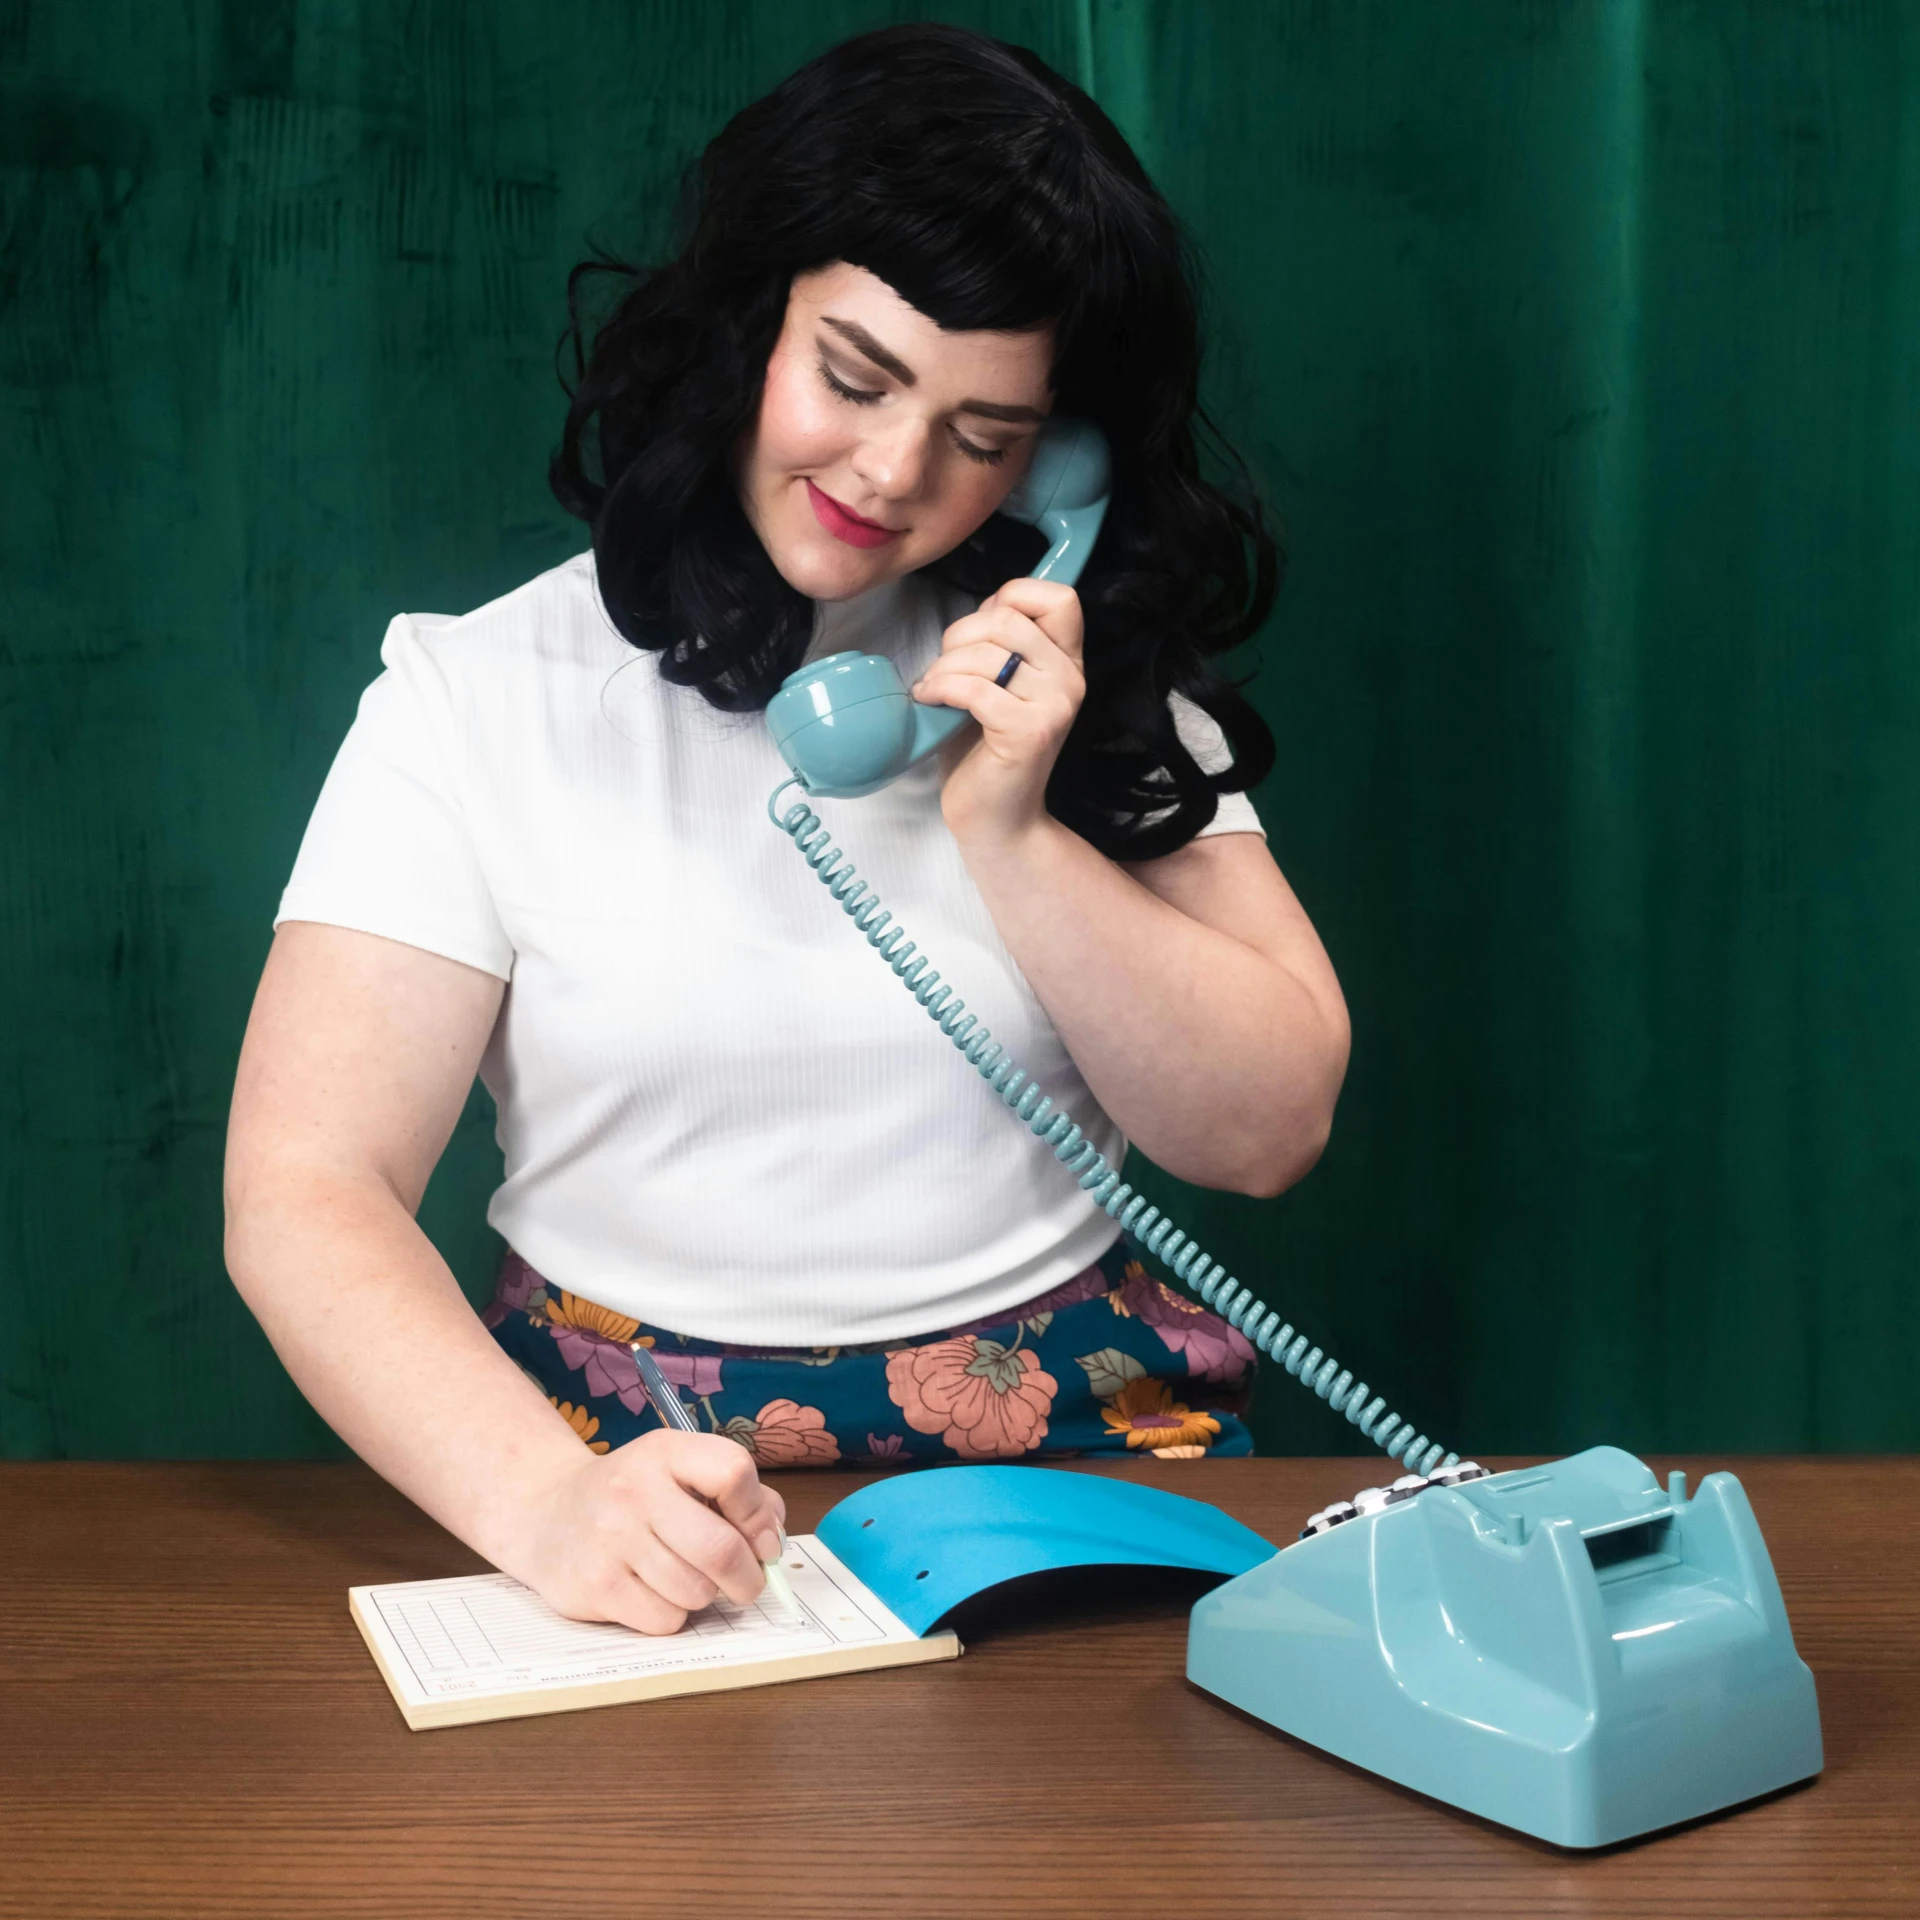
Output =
[{"x1": 765, "y1": 417, "x2": 1112, "y2": 799}]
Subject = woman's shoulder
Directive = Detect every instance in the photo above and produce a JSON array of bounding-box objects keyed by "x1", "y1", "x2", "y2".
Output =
[{"x1": 382, "y1": 551, "x2": 623, "y2": 683}]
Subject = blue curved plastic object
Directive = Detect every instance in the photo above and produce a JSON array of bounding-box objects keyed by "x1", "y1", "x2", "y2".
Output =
[
  {"x1": 816, "y1": 1467, "x2": 1274, "y2": 1637},
  {"x1": 1188, "y1": 1447, "x2": 1824, "y2": 1848}
]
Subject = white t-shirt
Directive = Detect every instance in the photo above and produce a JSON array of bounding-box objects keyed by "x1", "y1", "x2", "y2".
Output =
[{"x1": 277, "y1": 552, "x2": 1263, "y2": 1345}]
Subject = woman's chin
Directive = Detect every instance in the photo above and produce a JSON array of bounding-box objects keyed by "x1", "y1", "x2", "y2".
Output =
[{"x1": 769, "y1": 531, "x2": 905, "y2": 602}]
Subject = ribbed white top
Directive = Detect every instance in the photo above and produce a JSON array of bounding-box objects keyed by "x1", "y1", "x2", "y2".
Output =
[{"x1": 277, "y1": 552, "x2": 1262, "y2": 1344}]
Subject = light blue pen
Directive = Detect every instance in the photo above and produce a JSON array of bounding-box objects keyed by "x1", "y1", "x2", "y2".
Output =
[{"x1": 630, "y1": 1341, "x2": 799, "y2": 1616}]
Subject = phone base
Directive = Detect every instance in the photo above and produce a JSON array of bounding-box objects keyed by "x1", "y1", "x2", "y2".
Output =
[{"x1": 1186, "y1": 1446, "x2": 1823, "y2": 1848}]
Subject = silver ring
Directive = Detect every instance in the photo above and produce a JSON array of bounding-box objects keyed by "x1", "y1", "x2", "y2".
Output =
[{"x1": 994, "y1": 650, "x2": 1024, "y2": 689}]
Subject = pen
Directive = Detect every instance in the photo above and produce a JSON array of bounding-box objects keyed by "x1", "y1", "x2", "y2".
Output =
[{"x1": 630, "y1": 1342, "x2": 800, "y2": 1617}]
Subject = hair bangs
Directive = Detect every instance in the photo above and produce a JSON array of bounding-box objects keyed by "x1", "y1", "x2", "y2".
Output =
[{"x1": 845, "y1": 215, "x2": 1083, "y2": 346}]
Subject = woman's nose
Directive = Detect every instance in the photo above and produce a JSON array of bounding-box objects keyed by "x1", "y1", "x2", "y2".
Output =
[{"x1": 850, "y1": 418, "x2": 931, "y2": 502}]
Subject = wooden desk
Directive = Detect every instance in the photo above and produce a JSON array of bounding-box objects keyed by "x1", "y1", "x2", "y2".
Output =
[{"x1": 3, "y1": 1456, "x2": 1914, "y2": 1918}]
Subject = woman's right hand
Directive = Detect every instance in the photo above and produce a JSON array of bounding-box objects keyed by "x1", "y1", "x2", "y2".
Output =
[{"x1": 506, "y1": 1428, "x2": 789, "y2": 1635}]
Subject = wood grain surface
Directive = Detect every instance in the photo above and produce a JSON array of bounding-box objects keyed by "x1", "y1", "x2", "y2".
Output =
[{"x1": 2, "y1": 1456, "x2": 1914, "y2": 1918}]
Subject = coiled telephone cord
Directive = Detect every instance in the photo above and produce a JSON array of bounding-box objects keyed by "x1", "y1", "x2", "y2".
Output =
[{"x1": 769, "y1": 780, "x2": 1457, "y2": 1476}]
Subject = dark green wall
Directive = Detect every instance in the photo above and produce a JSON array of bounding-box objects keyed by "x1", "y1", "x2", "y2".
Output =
[{"x1": 5, "y1": 2, "x2": 1916, "y2": 1459}]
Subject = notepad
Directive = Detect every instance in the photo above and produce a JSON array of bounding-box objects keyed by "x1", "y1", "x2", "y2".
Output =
[{"x1": 349, "y1": 1532, "x2": 960, "y2": 1730}]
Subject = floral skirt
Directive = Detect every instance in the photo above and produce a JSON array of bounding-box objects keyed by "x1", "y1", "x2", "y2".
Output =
[{"x1": 484, "y1": 1240, "x2": 1256, "y2": 1468}]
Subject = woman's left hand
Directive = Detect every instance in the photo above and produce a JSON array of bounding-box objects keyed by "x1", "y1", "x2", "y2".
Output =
[{"x1": 911, "y1": 576, "x2": 1085, "y2": 850}]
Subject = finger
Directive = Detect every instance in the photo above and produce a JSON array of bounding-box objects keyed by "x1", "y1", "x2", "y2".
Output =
[
  {"x1": 731, "y1": 1483, "x2": 788, "y2": 1552},
  {"x1": 938, "y1": 605, "x2": 1050, "y2": 662},
  {"x1": 917, "y1": 639, "x2": 1064, "y2": 698},
  {"x1": 650, "y1": 1490, "x2": 767, "y2": 1606},
  {"x1": 562, "y1": 1564, "x2": 689, "y2": 1638},
  {"x1": 982, "y1": 575, "x2": 1078, "y2": 620},
  {"x1": 909, "y1": 675, "x2": 1035, "y2": 736},
  {"x1": 738, "y1": 1482, "x2": 787, "y2": 1566},
  {"x1": 935, "y1": 611, "x2": 1080, "y2": 693},
  {"x1": 666, "y1": 1433, "x2": 780, "y2": 1554},
  {"x1": 977, "y1": 577, "x2": 1084, "y2": 664},
  {"x1": 741, "y1": 1481, "x2": 789, "y2": 1563},
  {"x1": 916, "y1": 660, "x2": 1080, "y2": 743},
  {"x1": 627, "y1": 1526, "x2": 724, "y2": 1614},
  {"x1": 760, "y1": 1483, "x2": 788, "y2": 1537}
]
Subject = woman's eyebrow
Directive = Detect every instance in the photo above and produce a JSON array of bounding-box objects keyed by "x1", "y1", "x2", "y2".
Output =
[
  {"x1": 821, "y1": 317, "x2": 916, "y2": 385},
  {"x1": 956, "y1": 397, "x2": 1045, "y2": 424},
  {"x1": 820, "y1": 315, "x2": 1045, "y2": 425}
]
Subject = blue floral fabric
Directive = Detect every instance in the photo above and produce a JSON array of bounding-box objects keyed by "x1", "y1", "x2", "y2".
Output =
[{"x1": 486, "y1": 1240, "x2": 1256, "y2": 1466}]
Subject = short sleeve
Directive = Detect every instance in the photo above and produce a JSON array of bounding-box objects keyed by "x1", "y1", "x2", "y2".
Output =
[
  {"x1": 274, "y1": 613, "x2": 515, "y2": 979},
  {"x1": 1168, "y1": 691, "x2": 1265, "y2": 839}
]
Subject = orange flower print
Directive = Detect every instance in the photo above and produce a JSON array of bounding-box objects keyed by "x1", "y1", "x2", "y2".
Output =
[
  {"x1": 549, "y1": 1397, "x2": 611, "y2": 1454},
  {"x1": 545, "y1": 1292, "x2": 642, "y2": 1345},
  {"x1": 887, "y1": 1336, "x2": 1058, "y2": 1460},
  {"x1": 720, "y1": 1400, "x2": 841, "y2": 1468},
  {"x1": 1100, "y1": 1376, "x2": 1222, "y2": 1452},
  {"x1": 545, "y1": 1291, "x2": 652, "y2": 1411}
]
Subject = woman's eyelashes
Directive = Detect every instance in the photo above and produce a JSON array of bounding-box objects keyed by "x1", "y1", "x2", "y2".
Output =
[
  {"x1": 814, "y1": 354, "x2": 1008, "y2": 466},
  {"x1": 952, "y1": 434, "x2": 1009, "y2": 467},
  {"x1": 817, "y1": 355, "x2": 882, "y2": 407}
]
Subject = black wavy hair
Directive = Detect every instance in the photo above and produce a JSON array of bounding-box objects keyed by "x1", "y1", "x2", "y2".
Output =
[{"x1": 549, "y1": 22, "x2": 1280, "y2": 859}]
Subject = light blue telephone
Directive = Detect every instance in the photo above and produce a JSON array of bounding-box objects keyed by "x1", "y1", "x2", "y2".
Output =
[{"x1": 760, "y1": 418, "x2": 1822, "y2": 1849}]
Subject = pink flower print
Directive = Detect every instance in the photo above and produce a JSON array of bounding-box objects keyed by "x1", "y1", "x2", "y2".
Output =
[
  {"x1": 545, "y1": 1292, "x2": 650, "y2": 1412},
  {"x1": 1113, "y1": 1262, "x2": 1254, "y2": 1385},
  {"x1": 1019, "y1": 1260, "x2": 1113, "y2": 1319},
  {"x1": 861, "y1": 1433, "x2": 907, "y2": 1463},
  {"x1": 652, "y1": 1350, "x2": 725, "y2": 1398},
  {"x1": 886, "y1": 1337, "x2": 1058, "y2": 1460},
  {"x1": 721, "y1": 1400, "x2": 841, "y2": 1468},
  {"x1": 937, "y1": 1259, "x2": 1113, "y2": 1342},
  {"x1": 482, "y1": 1252, "x2": 546, "y2": 1330}
]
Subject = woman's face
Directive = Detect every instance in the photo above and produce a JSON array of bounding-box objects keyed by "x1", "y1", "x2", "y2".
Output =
[{"x1": 736, "y1": 262, "x2": 1055, "y2": 601}]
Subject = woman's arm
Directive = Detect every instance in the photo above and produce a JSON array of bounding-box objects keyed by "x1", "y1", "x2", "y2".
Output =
[
  {"x1": 916, "y1": 577, "x2": 1349, "y2": 1198},
  {"x1": 224, "y1": 921, "x2": 785, "y2": 1631},
  {"x1": 955, "y1": 824, "x2": 1347, "y2": 1197}
]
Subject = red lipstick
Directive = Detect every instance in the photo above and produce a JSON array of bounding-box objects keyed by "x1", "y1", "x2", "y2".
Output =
[{"x1": 806, "y1": 480, "x2": 902, "y2": 550}]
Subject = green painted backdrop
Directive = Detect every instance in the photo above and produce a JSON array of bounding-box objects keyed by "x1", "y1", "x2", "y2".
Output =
[{"x1": 5, "y1": 1, "x2": 1917, "y2": 1459}]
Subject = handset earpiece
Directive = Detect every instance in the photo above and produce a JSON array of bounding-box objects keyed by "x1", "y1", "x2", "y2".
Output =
[{"x1": 996, "y1": 417, "x2": 1112, "y2": 590}]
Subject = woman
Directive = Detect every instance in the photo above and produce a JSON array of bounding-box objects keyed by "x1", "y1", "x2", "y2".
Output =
[{"x1": 224, "y1": 25, "x2": 1349, "y2": 1636}]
